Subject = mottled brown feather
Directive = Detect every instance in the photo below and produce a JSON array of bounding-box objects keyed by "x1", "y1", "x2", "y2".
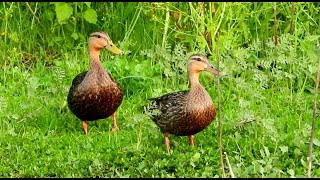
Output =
[
  {"x1": 147, "y1": 54, "x2": 225, "y2": 153},
  {"x1": 67, "y1": 31, "x2": 124, "y2": 123},
  {"x1": 67, "y1": 70, "x2": 123, "y2": 121},
  {"x1": 148, "y1": 85, "x2": 216, "y2": 136}
]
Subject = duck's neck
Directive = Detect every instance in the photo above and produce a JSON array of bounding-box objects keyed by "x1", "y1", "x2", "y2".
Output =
[
  {"x1": 89, "y1": 48, "x2": 104, "y2": 72},
  {"x1": 187, "y1": 70, "x2": 213, "y2": 107},
  {"x1": 188, "y1": 70, "x2": 202, "y2": 89}
]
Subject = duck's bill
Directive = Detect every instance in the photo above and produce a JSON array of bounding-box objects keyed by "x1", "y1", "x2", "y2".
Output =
[
  {"x1": 205, "y1": 63, "x2": 227, "y2": 77},
  {"x1": 106, "y1": 43, "x2": 124, "y2": 55}
]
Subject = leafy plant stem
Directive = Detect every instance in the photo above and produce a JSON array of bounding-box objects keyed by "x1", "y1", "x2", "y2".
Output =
[
  {"x1": 274, "y1": 2, "x2": 278, "y2": 46},
  {"x1": 216, "y1": 31, "x2": 226, "y2": 178},
  {"x1": 307, "y1": 62, "x2": 320, "y2": 177},
  {"x1": 162, "y1": 2, "x2": 170, "y2": 48}
]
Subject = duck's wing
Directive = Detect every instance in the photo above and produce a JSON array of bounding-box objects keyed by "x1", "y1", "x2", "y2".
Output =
[
  {"x1": 70, "y1": 71, "x2": 88, "y2": 87},
  {"x1": 147, "y1": 90, "x2": 189, "y2": 118},
  {"x1": 148, "y1": 90, "x2": 189, "y2": 104},
  {"x1": 67, "y1": 71, "x2": 87, "y2": 105}
]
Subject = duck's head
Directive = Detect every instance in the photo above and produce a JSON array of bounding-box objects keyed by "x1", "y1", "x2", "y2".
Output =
[
  {"x1": 88, "y1": 31, "x2": 124, "y2": 55},
  {"x1": 187, "y1": 54, "x2": 227, "y2": 77}
]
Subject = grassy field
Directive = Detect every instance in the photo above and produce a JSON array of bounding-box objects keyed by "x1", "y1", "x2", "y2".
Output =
[{"x1": 1, "y1": 2, "x2": 320, "y2": 177}]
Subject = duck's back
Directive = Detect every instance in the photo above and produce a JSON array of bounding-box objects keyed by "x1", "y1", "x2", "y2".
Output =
[
  {"x1": 149, "y1": 90, "x2": 189, "y2": 129},
  {"x1": 148, "y1": 86, "x2": 216, "y2": 136},
  {"x1": 67, "y1": 71, "x2": 123, "y2": 121}
]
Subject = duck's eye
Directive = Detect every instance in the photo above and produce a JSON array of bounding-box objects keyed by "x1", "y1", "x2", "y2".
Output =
[{"x1": 97, "y1": 35, "x2": 101, "y2": 38}]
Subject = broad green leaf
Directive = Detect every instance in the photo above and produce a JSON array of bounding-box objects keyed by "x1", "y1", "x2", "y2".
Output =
[
  {"x1": 83, "y1": 8, "x2": 97, "y2": 24},
  {"x1": 54, "y1": 2, "x2": 73, "y2": 24},
  {"x1": 192, "y1": 152, "x2": 200, "y2": 162},
  {"x1": 300, "y1": 158, "x2": 307, "y2": 168},
  {"x1": 71, "y1": 32, "x2": 79, "y2": 40},
  {"x1": 246, "y1": 165, "x2": 254, "y2": 174},
  {"x1": 28, "y1": 76, "x2": 40, "y2": 89},
  {"x1": 93, "y1": 159, "x2": 100, "y2": 166},
  {"x1": 287, "y1": 169, "x2": 295, "y2": 177},
  {"x1": 134, "y1": 64, "x2": 142, "y2": 72},
  {"x1": 255, "y1": 163, "x2": 264, "y2": 174},
  {"x1": 313, "y1": 138, "x2": 320, "y2": 147},
  {"x1": 43, "y1": 9, "x2": 54, "y2": 21},
  {"x1": 294, "y1": 148, "x2": 301, "y2": 156},
  {"x1": 85, "y1": 2, "x2": 91, "y2": 8},
  {"x1": 279, "y1": 146, "x2": 288, "y2": 153}
]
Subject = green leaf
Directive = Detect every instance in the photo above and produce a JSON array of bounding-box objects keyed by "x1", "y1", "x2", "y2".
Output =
[
  {"x1": 43, "y1": 9, "x2": 54, "y2": 21},
  {"x1": 85, "y1": 2, "x2": 91, "y2": 8},
  {"x1": 306, "y1": 35, "x2": 320, "y2": 42},
  {"x1": 254, "y1": 162, "x2": 264, "y2": 174},
  {"x1": 192, "y1": 152, "x2": 200, "y2": 162},
  {"x1": 308, "y1": 65, "x2": 318, "y2": 74},
  {"x1": 71, "y1": 33, "x2": 79, "y2": 40},
  {"x1": 190, "y1": 161, "x2": 195, "y2": 168},
  {"x1": 300, "y1": 158, "x2": 307, "y2": 168},
  {"x1": 313, "y1": 138, "x2": 320, "y2": 147},
  {"x1": 279, "y1": 146, "x2": 288, "y2": 153},
  {"x1": 287, "y1": 169, "x2": 295, "y2": 177},
  {"x1": 88, "y1": 165, "x2": 93, "y2": 173},
  {"x1": 134, "y1": 64, "x2": 142, "y2": 72},
  {"x1": 8, "y1": 32, "x2": 19, "y2": 43},
  {"x1": 83, "y1": 8, "x2": 97, "y2": 24},
  {"x1": 54, "y1": 2, "x2": 73, "y2": 24},
  {"x1": 294, "y1": 148, "x2": 301, "y2": 156},
  {"x1": 93, "y1": 159, "x2": 100, "y2": 166},
  {"x1": 264, "y1": 146, "x2": 270, "y2": 157}
]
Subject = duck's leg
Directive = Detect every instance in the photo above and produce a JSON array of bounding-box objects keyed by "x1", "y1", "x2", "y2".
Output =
[
  {"x1": 111, "y1": 112, "x2": 120, "y2": 131},
  {"x1": 82, "y1": 120, "x2": 88, "y2": 135},
  {"x1": 165, "y1": 132, "x2": 170, "y2": 153},
  {"x1": 189, "y1": 135, "x2": 194, "y2": 147}
]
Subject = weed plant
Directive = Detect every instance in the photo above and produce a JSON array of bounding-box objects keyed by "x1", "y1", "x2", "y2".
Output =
[{"x1": 0, "y1": 2, "x2": 320, "y2": 178}]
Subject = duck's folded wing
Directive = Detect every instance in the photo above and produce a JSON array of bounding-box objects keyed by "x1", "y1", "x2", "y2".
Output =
[{"x1": 147, "y1": 90, "x2": 189, "y2": 116}]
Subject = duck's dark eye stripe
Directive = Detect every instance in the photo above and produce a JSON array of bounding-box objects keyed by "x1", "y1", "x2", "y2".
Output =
[
  {"x1": 90, "y1": 34, "x2": 102, "y2": 38},
  {"x1": 192, "y1": 57, "x2": 202, "y2": 61}
]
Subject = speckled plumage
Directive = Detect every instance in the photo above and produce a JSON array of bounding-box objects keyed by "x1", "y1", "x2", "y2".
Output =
[
  {"x1": 67, "y1": 31, "x2": 124, "y2": 134},
  {"x1": 148, "y1": 85, "x2": 216, "y2": 136},
  {"x1": 146, "y1": 54, "x2": 226, "y2": 152},
  {"x1": 67, "y1": 70, "x2": 123, "y2": 121}
]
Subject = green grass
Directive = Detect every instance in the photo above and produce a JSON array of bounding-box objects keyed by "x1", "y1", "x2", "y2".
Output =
[{"x1": 1, "y1": 2, "x2": 320, "y2": 178}]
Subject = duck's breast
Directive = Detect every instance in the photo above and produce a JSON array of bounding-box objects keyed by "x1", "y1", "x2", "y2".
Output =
[
  {"x1": 68, "y1": 71, "x2": 123, "y2": 121},
  {"x1": 178, "y1": 86, "x2": 216, "y2": 135}
]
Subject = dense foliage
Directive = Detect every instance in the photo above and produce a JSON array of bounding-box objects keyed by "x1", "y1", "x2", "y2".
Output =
[{"x1": 0, "y1": 2, "x2": 320, "y2": 178}]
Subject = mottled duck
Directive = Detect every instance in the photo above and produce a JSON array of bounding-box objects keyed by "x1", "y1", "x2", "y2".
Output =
[
  {"x1": 148, "y1": 54, "x2": 227, "y2": 153},
  {"x1": 67, "y1": 31, "x2": 124, "y2": 134}
]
